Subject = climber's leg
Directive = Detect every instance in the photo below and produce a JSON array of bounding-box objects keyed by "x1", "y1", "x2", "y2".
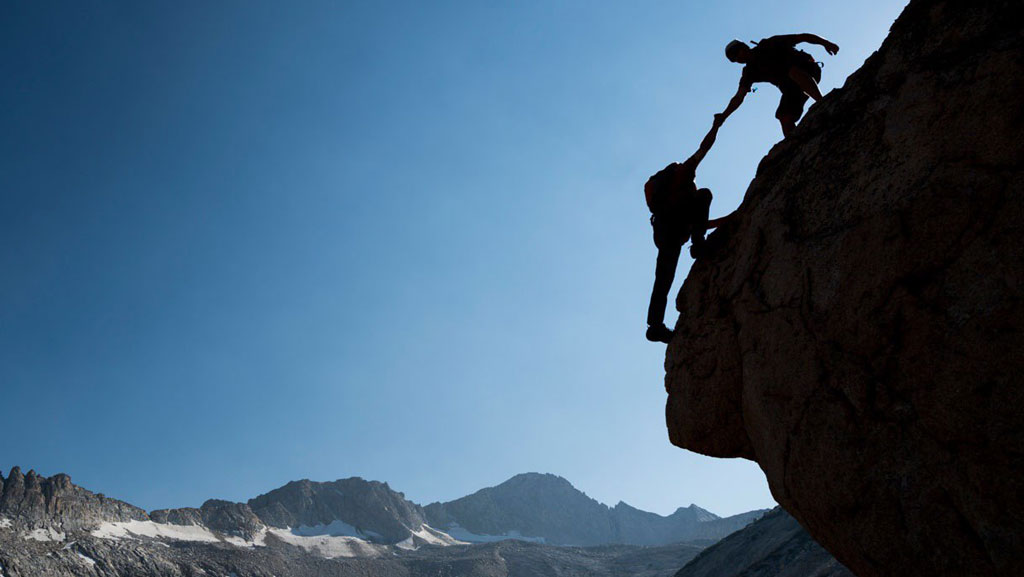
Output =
[
  {"x1": 776, "y1": 88, "x2": 810, "y2": 137},
  {"x1": 689, "y1": 188, "x2": 713, "y2": 259},
  {"x1": 647, "y1": 216, "x2": 683, "y2": 341},
  {"x1": 788, "y1": 65, "x2": 824, "y2": 101},
  {"x1": 779, "y1": 115, "x2": 798, "y2": 137}
]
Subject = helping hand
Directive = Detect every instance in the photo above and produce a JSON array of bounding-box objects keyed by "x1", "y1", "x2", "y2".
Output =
[{"x1": 824, "y1": 41, "x2": 840, "y2": 56}]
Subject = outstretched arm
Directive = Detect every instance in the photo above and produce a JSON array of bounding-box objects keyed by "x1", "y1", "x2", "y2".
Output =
[
  {"x1": 777, "y1": 33, "x2": 839, "y2": 55},
  {"x1": 714, "y1": 79, "x2": 750, "y2": 126},
  {"x1": 684, "y1": 122, "x2": 719, "y2": 168}
]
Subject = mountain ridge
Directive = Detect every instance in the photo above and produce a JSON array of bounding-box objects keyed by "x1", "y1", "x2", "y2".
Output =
[
  {"x1": 0, "y1": 466, "x2": 774, "y2": 576},
  {"x1": 0, "y1": 467, "x2": 765, "y2": 549},
  {"x1": 423, "y1": 471, "x2": 765, "y2": 546}
]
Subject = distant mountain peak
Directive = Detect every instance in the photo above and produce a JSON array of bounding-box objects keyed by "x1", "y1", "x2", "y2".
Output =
[
  {"x1": 502, "y1": 472, "x2": 572, "y2": 486},
  {"x1": 423, "y1": 472, "x2": 762, "y2": 547},
  {"x1": 0, "y1": 465, "x2": 148, "y2": 531},
  {"x1": 246, "y1": 475, "x2": 428, "y2": 543}
]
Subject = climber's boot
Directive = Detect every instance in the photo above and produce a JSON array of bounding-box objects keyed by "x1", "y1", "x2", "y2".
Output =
[{"x1": 646, "y1": 324, "x2": 674, "y2": 344}]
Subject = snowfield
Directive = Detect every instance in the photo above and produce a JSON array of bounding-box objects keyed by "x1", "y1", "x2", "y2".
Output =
[
  {"x1": 442, "y1": 523, "x2": 546, "y2": 544},
  {"x1": 290, "y1": 519, "x2": 376, "y2": 539},
  {"x1": 88, "y1": 518, "x2": 464, "y2": 558},
  {"x1": 25, "y1": 528, "x2": 65, "y2": 542},
  {"x1": 266, "y1": 528, "x2": 384, "y2": 558},
  {"x1": 92, "y1": 520, "x2": 222, "y2": 543}
]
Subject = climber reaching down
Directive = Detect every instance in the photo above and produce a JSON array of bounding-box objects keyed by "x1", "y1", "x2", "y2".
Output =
[
  {"x1": 644, "y1": 123, "x2": 719, "y2": 344},
  {"x1": 715, "y1": 34, "x2": 839, "y2": 137}
]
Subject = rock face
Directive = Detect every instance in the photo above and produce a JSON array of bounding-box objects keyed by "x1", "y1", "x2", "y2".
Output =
[
  {"x1": 0, "y1": 467, "x2": 148, "y2": 531},
  {"x1": 151, "y1": 499, "x2": 265, "y2": 541},
  {"x1": 675, "y1": 508, "x2": 853, "y2": 577},
  {"x1": 424, "y1": 472, "x2": 765, "y2": 546},
  {"x1": 664, "y1": 0, "x2": 1024, "y2": 576},
  {"x1": 247, "y1": 477, "x2": 429, "y2": 543}
]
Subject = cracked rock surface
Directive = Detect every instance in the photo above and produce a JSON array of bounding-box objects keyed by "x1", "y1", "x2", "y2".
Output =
[{"x1": 664, "y1": 0, "x2": 1023, "y2": 576}]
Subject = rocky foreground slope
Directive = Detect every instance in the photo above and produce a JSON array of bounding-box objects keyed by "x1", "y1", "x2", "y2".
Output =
[
  {"x1": 664, "y1": 0, "x2": 1023, "y2": 576},
  {"x1": 675, "y1": 508, "x2": 853, "y2": 577}
]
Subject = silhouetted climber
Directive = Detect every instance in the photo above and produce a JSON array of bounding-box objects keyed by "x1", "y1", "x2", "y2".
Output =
[
  {"x1": 644, "y1": 124, "x2": 719, "y2": 344},
  {"x1": 715, "y1": 34, "x2": 840, "y2": 136}
]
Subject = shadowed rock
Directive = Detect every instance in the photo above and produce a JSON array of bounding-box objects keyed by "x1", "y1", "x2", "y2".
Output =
[
  {"x1": 664, "y1": 0, "x2": 1024, "y2": 576},
  {"x1": 675, "y1": 507, "x2": 852, "y2": 577}
]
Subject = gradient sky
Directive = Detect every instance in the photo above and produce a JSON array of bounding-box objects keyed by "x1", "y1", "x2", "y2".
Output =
[{"x1": 1, "y1": 1, "x2": 907, "y2": 517}]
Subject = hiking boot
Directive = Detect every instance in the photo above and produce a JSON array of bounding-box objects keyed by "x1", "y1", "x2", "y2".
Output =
[{"x1": 646, "y1": 324, "x2": 674, "y2": 344}]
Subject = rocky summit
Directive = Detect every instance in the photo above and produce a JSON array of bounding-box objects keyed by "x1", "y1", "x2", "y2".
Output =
[
  {"x1": 246, "y1": 477, "x2": 430, "y2": 544},
  {"x1": 664, "y1": 0, "x2": 1023, "y2": 576},
  {"x1": 0, "y1": 467, "x2": 148, "y2": 532}
]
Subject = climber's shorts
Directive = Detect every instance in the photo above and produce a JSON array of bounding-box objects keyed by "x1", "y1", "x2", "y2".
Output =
[
  {"x1": 776, "y1": 86, "x2": 810, "y2": 121},
  {"x1": 775, "y1": 59, "x2": 821, "y2": 121},
  {"x1": 650, "y1": 188, "x2": 712, "y2": 250},
  {"x1": 652, "y1": 213, "x2": 690, "y2": 250}
]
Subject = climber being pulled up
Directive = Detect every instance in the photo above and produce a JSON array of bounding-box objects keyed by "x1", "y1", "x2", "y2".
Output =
[
  {"x1": 716, "y1": 34, "x2": 839, "y2": 137},
  {"x1": 644, "y1": 124, "x2": 719, "y2": 344}
]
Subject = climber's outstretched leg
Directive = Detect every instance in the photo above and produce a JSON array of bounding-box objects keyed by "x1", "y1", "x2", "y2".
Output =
[{"x1": 788, "y1": 65, "x2": 823, "y2": 101}]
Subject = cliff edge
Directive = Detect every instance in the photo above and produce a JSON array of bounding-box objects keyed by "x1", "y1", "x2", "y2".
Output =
[{"x1": 664, "y1": 1, "x2": 1023, "y2": 576}]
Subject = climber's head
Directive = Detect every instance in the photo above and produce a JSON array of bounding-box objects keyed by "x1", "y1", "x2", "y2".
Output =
[{"x1": 725, "y1": 40, "x2": 750, "y2": 63}]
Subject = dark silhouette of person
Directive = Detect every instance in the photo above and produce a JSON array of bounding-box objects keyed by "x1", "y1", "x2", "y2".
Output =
[
  {"x1": 715, "y1": 34, "x2": 840, "y2": 136},
  {"x1": 645, "y1": 124, "x2": 719, "y2": 344}
]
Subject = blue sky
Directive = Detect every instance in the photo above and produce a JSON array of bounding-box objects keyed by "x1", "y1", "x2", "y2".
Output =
[{"x1": 1, "y1": 1, "x2": 906, "y2": 517}]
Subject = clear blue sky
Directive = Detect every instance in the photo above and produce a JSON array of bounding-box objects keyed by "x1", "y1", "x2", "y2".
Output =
[{"x1": 0, "y1": 1, "x2": 906, "y2": 517}]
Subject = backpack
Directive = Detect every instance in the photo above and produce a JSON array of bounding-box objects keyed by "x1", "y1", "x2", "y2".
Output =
[
  {"x1": 790, "y1": 47, "x2": 822, "y2": 82},
  {"x1": 750, "y1": 38, "x2": 822, "y2": 84},
  {"x1": 644, "y1": 162, "x2": 697, "y2": 216}
]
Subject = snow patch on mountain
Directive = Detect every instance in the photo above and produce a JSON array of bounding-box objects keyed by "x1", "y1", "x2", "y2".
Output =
[
  {"x1": 92, "y1": 520, "x2": 222, "y2": 543},
  {"x1": 394, "y1": 525, "x2": 465, "y2": 550},
  {"x1": 25, "y1": 528, "x2": 65, "y2": 542},
  {"x1": 417, "y1": 525, "x2": 464, "y2": 545},
  {"x1": 266, "y1": 527, "x2": 385, "y2": 558},
  {"x1": 290, "y1": 519, "x2": 380, "y2": 540},
  {"x1": 226, "y1": 528, "x2": 267, "y2": 547},
  {"x1": 443, "y1": 523, "x2": 546, "y2": 544}
]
